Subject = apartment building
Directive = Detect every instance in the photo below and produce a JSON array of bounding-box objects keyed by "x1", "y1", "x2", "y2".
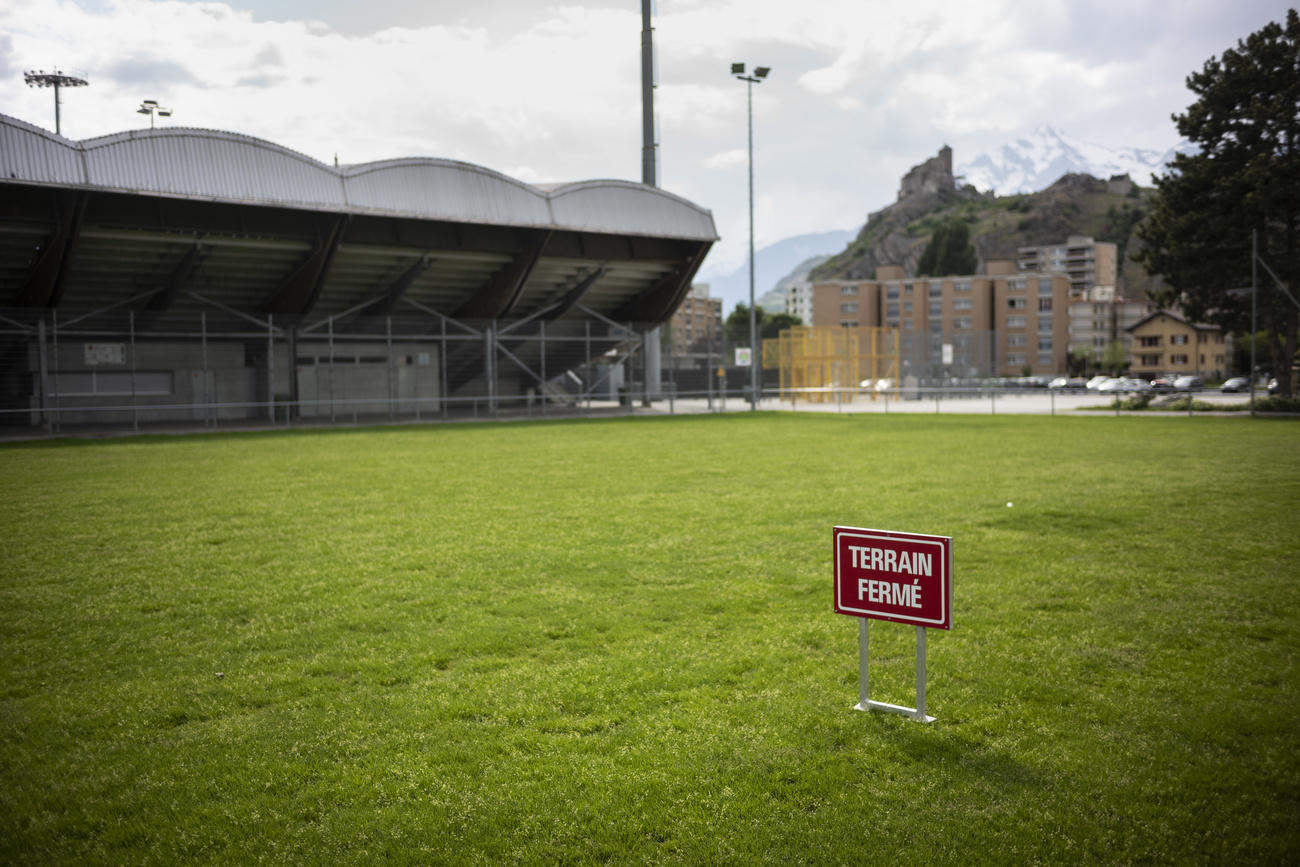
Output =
[
  {"x1": 667, "y1": 283, "x2": 723, "y2": 356},
  {"x1": 992, "y1": 271, "x2": 1073, "y2": 374},
  {"x1": 809, "y1": 263, "x2": 1071, "y2": 376},
  {"x1": 785, "y1": 281, "x2": 814, "y2": 325},
  {"x1": 1127, "y1": 311, "x2": 1230, "y2": 379},
  {"x1": 1018, "y1": 235, "x2": 1117, "y2": 299},
  {"x1": 1068, "y1": 299, "x2": 1156, "y2": 355}
]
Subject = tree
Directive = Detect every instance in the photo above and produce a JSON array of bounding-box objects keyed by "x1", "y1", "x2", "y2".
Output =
[
  {"x1": 1100, "y1": 340, "x2": 1129, "y2": 376},
  {"x1": 761, "y1": 312, "x2": 802, "y2": 339},
  {"x1": 724, "y1": 303, "x2": 766, "y2": 348},
  {"x1": 724, "y1": 305, "x2": 802, "y2": 356},
  {"x1": 917, "y1": 219, "x2": 979, "y2": 277},
  {"x1": 1138, "y1": 11, "x2": 1299, "y2": 396}
]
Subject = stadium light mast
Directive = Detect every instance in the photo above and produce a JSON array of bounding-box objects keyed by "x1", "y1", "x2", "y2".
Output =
[
  {"x1": 24, "y1": 69, "x2": 89, "y2": 137},
  {"x1": 640, "y1": 0, "x2": 658, "y2": 186},
  {"x1": 137, "y1": 99, "x2": 173, "y2": 129},
  {"x1": 731, "y1": 62, "x2": 770, "y2": 410}
]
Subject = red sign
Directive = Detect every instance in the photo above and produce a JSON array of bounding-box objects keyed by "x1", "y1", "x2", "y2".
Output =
[{"x1": 833, "y1": 526, "x2": 952, "y2": 629}]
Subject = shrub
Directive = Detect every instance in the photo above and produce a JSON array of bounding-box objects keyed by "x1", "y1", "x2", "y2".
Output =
[{"x1": 1254, "y1": 395, "x2": 1300, "y2": 414}]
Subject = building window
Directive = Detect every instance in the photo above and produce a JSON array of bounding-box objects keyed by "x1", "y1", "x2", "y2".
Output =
[
  {"x1": 841, "y1": 285, "x2": 858, "y2": 295},
  {"x1": 953, "y1": 317, "x2": 972, "y2": 330},
  {"x1": 1010, "y1": 278, "x2": 1026, "y2": 291},
  {"x1": 1140, "y1": 354, "x2": 1161, "y2": 366},
  {"x1": 929, "y1": 281, "x2": 943, "y2": 297},
  {"x1": 1139, "y1": 335, "x2": 1161, "y2": 347},
  {"x1": 1007, "y1": 335, "x2": 1027, "y2": 347},
  {"x1": 1171, "y1": 353, "x2": 1189, "y2": 364},
  {"x1": 904, "y1": 301, "x2": 913, "y2": 314},
  {"x1": 1038, "y1": 318, "x2": 1053, "y2": 333},
  {"x1": 840, "y1": 302, "x2": 858, "y2": 313},
  {"x1": 904, "y1": 282, "x2": 914, "y2": 294},
  {"x1": 1008, "y1": 297, "x2": 1027, "y2": 309},
  {"x1": 1007, "y1": 353, "x2": 1026, "y2": 365},
  {"x1": 1038, "y1": 337, "x2": 1052, "y2": 351},
  {"x1": 953, "y1": 297, "x2": 973, "y2": 311},
  {"x1": 1038, "y1": 297, "x2": 1052, "y2": 312},
  {"x1": 886, "y1": 285, "x2": 900, "y2": 300},
  {"x1": 1037, "y1": 280, "x2": 1053, "y2": 295},
  {"x1": 929, "y1": 301, "x2": 941, "y2": 317},
  {"x1": 954, "y1": 280, "x2": 971, "y2": 293},
  {"x1": 929, "y1": 321, "x2": 942, "y2": 334},
  {"x1": 1171, "y1": 334, "x2": 1189, "y2": 345},
  {"x1": 1007, "y1": 315, "x2": 1027, "y2": 329},
  {"x1": 903, "y1": 319, "x2": 913, "y2": 331},
  {"x1": 886, "y1": 303, "x2": 899, "y2": 317},
  {"x1": 841, "y1": 320, "x2": 859, "y2": 328}
]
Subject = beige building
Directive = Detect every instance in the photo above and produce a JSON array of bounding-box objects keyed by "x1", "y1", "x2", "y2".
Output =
[
  {"x1": 991, "y1": 270, "x2": 1072, "y2": 375},
  {"x1": 809, "y1": 263, "x2": 1071, "y2": 376},
  {"x1": 1127, "y1": 311, "x2": 1230, "y2": 379},
  {"x1": 667, "y1": 284, "x2": 723, "y2": 356}
]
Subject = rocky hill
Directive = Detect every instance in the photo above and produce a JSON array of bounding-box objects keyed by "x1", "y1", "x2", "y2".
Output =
[{"x1": 811, "y1": 150, "x2": 1162, "y2": 299}]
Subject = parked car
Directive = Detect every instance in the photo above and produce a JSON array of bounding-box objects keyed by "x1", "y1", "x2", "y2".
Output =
[
  {"x1": 1098, "y1": 377, "x2": 1151, "y2": 394},
  {"x1": 1173, "y1": 375, "x2": 1203, "y2": 392},
  {"x1": 1220, "y1": 376, "x2": 1250, "y2": 393},
  {"x1": 1096, "y1": 378, "x2": 1127, "y2": 393},
  {"x1": 1268, "y1": 377, "x2": 1279, "y2": 395},
  {"x1": 1086, "y1": 375, "x2": 1112, "y2": 391},
  {"x1": 1150, "y1": 376, "x2": 1176, "y2": 393}
]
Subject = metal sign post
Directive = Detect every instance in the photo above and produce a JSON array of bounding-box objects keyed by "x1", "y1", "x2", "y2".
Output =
[
  {"x1": 856, "y1": 619, "x2": 934, "y2": 723},
  {"x1": 834, "y1": 525, "x2": 952, "y2": 723}
]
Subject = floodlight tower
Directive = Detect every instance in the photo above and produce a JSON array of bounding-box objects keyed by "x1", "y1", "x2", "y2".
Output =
[
  {"x1": 731, "y1": 62, "x2": 770, "y2": 410},
  {"x1": 137, "y1": 99, "x2": 173, "y2": 128},
  {"x1": 24, "y1": 69, "x2": 89, "y2": 136}
]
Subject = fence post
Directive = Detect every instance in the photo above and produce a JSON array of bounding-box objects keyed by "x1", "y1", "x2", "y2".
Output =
[
  {"x1": 37, "y1": 319, "x2": 50, "y2": 434},
  {"x1": 328, "y1": 315, "x2": 336, "y2": 423},
  {"x1": 386, "y1": 315, "x2": 394, "y2": 420}
]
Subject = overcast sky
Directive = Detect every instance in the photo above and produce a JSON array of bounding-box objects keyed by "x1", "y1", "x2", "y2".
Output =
[{"x1": 1, "y1": 0, "x2": 1292, "y2": 278}]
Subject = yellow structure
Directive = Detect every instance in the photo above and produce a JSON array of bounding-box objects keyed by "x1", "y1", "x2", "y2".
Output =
[{"x1": 765, "y1": 325, "x2": 900, "y2": 403}]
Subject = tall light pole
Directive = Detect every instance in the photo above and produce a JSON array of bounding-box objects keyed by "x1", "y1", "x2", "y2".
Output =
[
  {"x1": 24, "y1": 69, "x2": 88, "y2": 137},
  {"x1": 137, "y1": 99, "x2": 173, "y2": 128},
  {"x1": 732, "y1": 62, "x2": 769, "y2": 410}
]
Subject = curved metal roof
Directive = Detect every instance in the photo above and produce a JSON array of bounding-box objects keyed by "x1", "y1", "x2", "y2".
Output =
[{"x1": 0, "y1": 113, "x2": 717, "y2": 242}]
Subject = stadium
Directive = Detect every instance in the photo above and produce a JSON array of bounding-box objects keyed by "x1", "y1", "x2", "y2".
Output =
[{"x1": 0, "y1": 112, "x2": 717, "y2": 430}]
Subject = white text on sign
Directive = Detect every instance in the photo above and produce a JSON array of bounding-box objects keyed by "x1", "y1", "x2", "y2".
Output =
[{"x1": 846, "y1": 545, "x2": 932, "y2": 577}]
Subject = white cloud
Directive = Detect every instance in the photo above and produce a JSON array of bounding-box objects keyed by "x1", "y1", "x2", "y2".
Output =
[
  {"x1": 704, "y1": 149, "x2": 746, "y2": 170},
  {"x1": 0, "y1": 0, "x2": 1293, "y2": 308}
]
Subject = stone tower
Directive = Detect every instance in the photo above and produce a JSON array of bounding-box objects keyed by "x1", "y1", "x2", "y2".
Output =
[{"x1": 897, "y1": 146, "x2": 954, "y2": 201}]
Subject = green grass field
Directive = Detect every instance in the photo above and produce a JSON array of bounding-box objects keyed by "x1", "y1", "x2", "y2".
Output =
[{"x1": 2, "y1": 414, "x2": 1298, "y2": 863}]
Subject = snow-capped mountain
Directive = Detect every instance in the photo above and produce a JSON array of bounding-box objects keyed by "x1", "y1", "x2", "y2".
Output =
[{"x1": 957, "y1": 125, "x2": 1192, "y2": 195}]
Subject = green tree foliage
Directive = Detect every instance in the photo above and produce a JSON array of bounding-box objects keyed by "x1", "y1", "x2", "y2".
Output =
[
  {"x1": 724, "y1": 305, "x2": 803, "y2": 347},
  {"x1": 1138, "y1": 11, "x2": 1299, "y2": 395},
  {"x1": 762, "y1": 312, "x2": 802, "y2": 338},
  {"x1": 1100, "y1": 340, "x2": 1130, "y2": 375},
  {"x1": 725, "y1": 304, "x2": 763, "y2": 348},
  {"x1": 917, "y1": 219, "x2": 979, "y2": 277}
]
